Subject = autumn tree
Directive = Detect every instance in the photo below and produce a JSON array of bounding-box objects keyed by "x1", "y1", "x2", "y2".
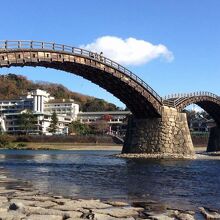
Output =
[
  {"x1": 90, "y1": 120, "x2": 109, "y2": 135},
  {"x1": 0, "y1": 74, "x2": 119, "y2": 111},
  {"x1": 102, "y1": 114, "x2": 112, "y2": 122}
]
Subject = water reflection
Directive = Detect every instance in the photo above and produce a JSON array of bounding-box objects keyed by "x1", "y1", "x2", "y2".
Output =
[{"x1": 0, "y1": 150, "x2": 219, "y2": 210}]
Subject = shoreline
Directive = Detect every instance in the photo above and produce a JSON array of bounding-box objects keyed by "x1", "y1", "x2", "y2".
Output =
[
  {"x1": 1, "y1": 144, "x2": 220, "y2": 160},
  {"x1": 0, "y1": 174, "x2": 219, "y2": 219},
  {"x1": 0, "y1": 147, "x2": 220, "y2": 219},
  {"x1": 2, "y1": 142, "x2": 123, "y2": 151}
]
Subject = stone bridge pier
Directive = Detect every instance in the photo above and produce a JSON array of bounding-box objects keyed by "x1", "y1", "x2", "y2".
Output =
[
  {"x1": 207, "y1": 126, "x2": 220, "y2": 152},
  {"x1": 123, "y1": 106, "x2": 195, "y2": 157}
]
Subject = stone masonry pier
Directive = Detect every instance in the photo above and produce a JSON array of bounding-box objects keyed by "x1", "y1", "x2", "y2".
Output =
[
  {"x1": 122, "y1": 106, "x2": 195, "y2": 158},
  {"x1": 207, "y1": 126, "x2": 220, "y2": 152}
]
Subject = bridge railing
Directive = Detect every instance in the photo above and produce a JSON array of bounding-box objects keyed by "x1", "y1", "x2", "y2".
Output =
[
  {"x1": 163, "y1": 91, "x2": 220, "y2": 107},
  {"x1": 0, "y1": 40, "x2": 162, "y2": 103},
  {"x1": 163, "y1": 91, "x2": 219, "y2": 100}
]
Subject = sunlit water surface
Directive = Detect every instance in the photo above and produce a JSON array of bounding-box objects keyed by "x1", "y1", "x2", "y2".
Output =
[{"x1": 0, "y1": 149, "x2": 219, "y2": 210}]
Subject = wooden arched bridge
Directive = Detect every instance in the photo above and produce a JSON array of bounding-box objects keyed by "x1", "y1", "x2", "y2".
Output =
[
  {"x1": 0, "y1": 40, "x2": 219, "y2": 156},
  {"x1": 163, "y1": 92, "x2": 220, "y2": 125},
  {"x1": 0, "y1": 40, "x2": 162, "y2": 118}
]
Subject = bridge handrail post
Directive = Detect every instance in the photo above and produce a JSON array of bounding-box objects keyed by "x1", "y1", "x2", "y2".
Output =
[
  {"x1": 4, "y1": 41, "x2": 7, "y2": 49},
  {"x1": 0, "y1": 40, "x2": 165, "y2": 104},
  {"x1": 18, "y1": 41, "x2": 21, "y2": 49}
]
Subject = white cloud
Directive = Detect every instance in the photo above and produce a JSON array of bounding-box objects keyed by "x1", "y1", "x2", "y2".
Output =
[{"x1": 80, "y1": 36, "x2": 174, "y2": 66}]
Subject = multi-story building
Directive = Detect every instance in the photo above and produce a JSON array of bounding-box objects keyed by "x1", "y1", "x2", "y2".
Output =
[
  {"x1": 77, "y1": 111, "x2": 131, "y2": 136},
  {"x1": 0, "y1": 89, "x2": 79, "y2": 135},
  {"x1": 44, "y1": 99, "x2": 79, "y2": 120},
  {"x1": 0, "y1": 89, "x2": 130, "y2": 136}
]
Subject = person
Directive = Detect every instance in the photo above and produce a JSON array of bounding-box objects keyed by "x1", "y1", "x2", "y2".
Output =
[
  {"x1": 100, "y1": 52, "x2": 104, "y2": 61},
  {"x1": 89, "y1": 52, "x2": 95, "y2": 58},
  {"x1": 95, "y1": 52, "x2": 98, "y2": 59}
]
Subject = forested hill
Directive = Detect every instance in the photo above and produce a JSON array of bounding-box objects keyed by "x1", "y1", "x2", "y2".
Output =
[{"x1": 0, "y1": 74, "x2": 119, "y2": 111}]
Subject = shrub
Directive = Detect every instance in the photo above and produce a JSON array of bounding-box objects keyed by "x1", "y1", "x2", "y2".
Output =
[
  {"x1": 16, "y1": 143, "x2": 27, "y2": 148},
  {"x1": 0, "y1": 135, "x2": 16, "y2": 148}
]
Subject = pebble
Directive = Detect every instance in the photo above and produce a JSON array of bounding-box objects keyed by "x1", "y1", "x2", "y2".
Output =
[{"x1": 0, "y1": 179, "x2": 218, "y2": 220}]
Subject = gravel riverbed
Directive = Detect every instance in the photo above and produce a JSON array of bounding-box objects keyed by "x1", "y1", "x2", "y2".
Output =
[
  {"x1": 0, "y1": 148, "x2": 220, "y2": 219},
  {"x1": 0, "y1": 175, "x2": 219, "y2": 220}
]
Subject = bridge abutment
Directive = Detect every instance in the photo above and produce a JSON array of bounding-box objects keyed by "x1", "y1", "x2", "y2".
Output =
[
  {"x1": 207, "y1": 126, "x2": 220, "y2": 152},
  {"x1": 122, "y1": 106, "x2": 195, "y2": 158}
]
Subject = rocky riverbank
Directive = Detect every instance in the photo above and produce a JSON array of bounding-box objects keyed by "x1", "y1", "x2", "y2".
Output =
[
  {"x1": 116, "y1": 153, "x2": 196, "y2": 160},
  {"x1": 0, "y1": 175, "x2": 219, "y2": 219},
  {"x1": 116, "y1": 148, "x2": 220, "y2": 160}
]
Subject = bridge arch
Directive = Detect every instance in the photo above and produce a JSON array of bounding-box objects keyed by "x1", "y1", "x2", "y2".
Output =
[
  {"x1": 163, "y1": 92, "x2": 220, "y2": 125},
  {"x1": 0, "y1": 40, "x2": 162, "y2": 118}
]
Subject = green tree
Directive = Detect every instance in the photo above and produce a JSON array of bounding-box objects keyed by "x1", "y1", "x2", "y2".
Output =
[
  {"x1": 49, "y1": 112, "x2": 58, "y2": 134},
  {"x1": 82, "y1": 98, "x2": 118, "y2": 112},
  {"x1": 68, "y1": 120, "x2": 90, "y2": 135},
  {"x1": 18, "y1": 111, "x2": 37, "y2": 134}
]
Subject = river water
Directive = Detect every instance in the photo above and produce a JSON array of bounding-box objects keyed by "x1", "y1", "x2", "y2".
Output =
[{"x1": 0, "y1": 149, "x2": 219, "y2": 210}]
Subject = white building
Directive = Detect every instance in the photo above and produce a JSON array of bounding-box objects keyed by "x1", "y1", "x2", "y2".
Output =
[
  {"x1": 31, "y1": 89, "x2": 51, "y2": 113},
  {"x1": 77, "y1": 111, "x2": 131, "y2": 135},
  {"x1": 0, "y1": 89, "x2": 79, "y2": 135},
  {"x1": 44, "y1": 99, "x2": 79, "y2": 120}
]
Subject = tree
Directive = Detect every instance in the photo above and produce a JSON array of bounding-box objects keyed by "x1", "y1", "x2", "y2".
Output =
[
  {"x1": 102, "y1": 114, "x2": 112, "y2": 122},
  {"x1": 68, "y1": 120, "x2": 91, "y2": 135},
  {"x1": 82, "y1": 98, "x2": 118, "y2": 112},
  {"x1": 90, "y1": 120, "x2": 109, "y2": 135},
  {"x1": 18, "y1": 110, "x2": 37, "y2": 134},
  {"x1": 49, "y1": 112, "x2": 58, "y2": 134},
  {"x1": 183, "y1": 109, "x2": 213, "y2": 130}
]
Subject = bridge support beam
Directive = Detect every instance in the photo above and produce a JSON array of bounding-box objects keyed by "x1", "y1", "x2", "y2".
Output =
[
  {"x1": 122, "y1": 106, "x2": 195, "y2": 158},
  {"x1": 207, "y1": 126, "x2": 220, "y2": 152}
]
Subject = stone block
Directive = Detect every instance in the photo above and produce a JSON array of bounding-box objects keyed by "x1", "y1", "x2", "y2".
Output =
[
  {"x1": 122, "y1": 107, "x2": 195, "y2": 157},
  {"x1": 207, "y1": 126, "x2": 220, "y2": 152}
]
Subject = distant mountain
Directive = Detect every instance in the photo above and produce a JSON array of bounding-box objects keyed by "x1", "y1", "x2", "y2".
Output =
[{"x1": 0, "y1": 74, "x2": 119, "y2": 112}]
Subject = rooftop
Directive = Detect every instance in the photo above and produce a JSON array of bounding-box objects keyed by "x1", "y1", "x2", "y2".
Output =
[
  {"x1": 47, "y1": 99, "x2": 75, "y2": 104},
  {"x1": 78, "y1": 111, "x2": 131, "y2": 115}
]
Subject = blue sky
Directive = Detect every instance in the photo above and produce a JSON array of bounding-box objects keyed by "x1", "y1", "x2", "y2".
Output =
[{"x1": 0, "y1": 0, "x2": 219, "y2": 108}]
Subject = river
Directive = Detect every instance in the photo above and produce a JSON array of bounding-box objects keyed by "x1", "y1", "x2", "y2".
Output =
[{"x1": 0, "y1": 149, "x2": 219, "y2": 210}]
